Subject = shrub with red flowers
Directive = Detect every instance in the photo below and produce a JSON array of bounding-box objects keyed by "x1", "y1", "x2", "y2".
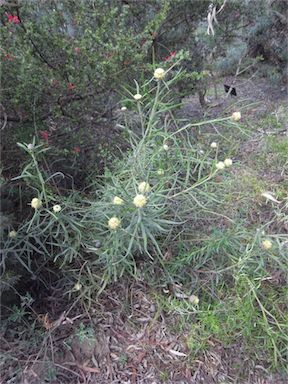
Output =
[{"x1": 1, "y1": 1, "x2": 170, "y2": 126}]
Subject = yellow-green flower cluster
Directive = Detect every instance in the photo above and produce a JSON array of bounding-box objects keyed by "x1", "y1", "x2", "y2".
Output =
[
  {"x1": 9, "y1": 230, "x2": 17, "y2": 238},
  {"x1": 133, "y1": 93, "x2": 142, "y2": 101},
  {"x1": 74, "y1": 282, "x2": 82, "y2": 291},
  {"x1": 216, "y1": 158, "x2": 233, "y2": 170},
  {"x1": 154, "y1": 68, "x2": 165, "y2": 80},
  {"x1": 31, "y1": 197, "x2": 42, "y2": 209},
  {"x1": 163, "y1": 144, "x2": 169, "y2": 151},
  {"x1": 138, "y1": 181, "x2": 151, "y2": 194},
  {"x1": 113, "y1": 196, "x2": 124, "y2": 205},
  {"x1": 108, "y1": 217, "x2": 121, "y2": 230},
  {"x1": 53, "y1": 204, "x2": 61, "y2": 213},
  {"x1": 133, "y1": 194, "x2": 147, "y2": 208},
  {"x1": 189, "y1": 295, "x2": 199, "y2": 305},
  {"x1": 262, "y1": 239, "x2": 272, "y2": 250},
  {"x1": 108, "y1": 181, "x2": 151, "y2": 229},
  {"x1": 231, "y1": 111, "x2": 241, "y2": 121},
  {"x1": 210, "y1": 142, "x2": 217, "y2": 149}
]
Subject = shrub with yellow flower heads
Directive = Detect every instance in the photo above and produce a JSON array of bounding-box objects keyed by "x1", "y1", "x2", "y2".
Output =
[
  {"x1": 53, "y1": 204, "x2": 62, "y2": 213},
  {"x1": 31, "y1": 197, "x2": 42, "y2": 209},
  {"x1": 262, "y1": 239, "x2": 272, "y2": 250},
  {"x1": 133, "y1": 194, "x2": 147, "y2": 208},
  {"x1": 224, "y1": 158, "x2": 233, "y2": 167},
  {"x1": 216, "y1": 161, "x2": 225, "y2": 170},
  {"x1": 113, "y1": 196, "x2": 124, "y2": 205},
  {"x1": 138, "y1": 181, "x2": 151, "y2": 194},
  {"x1": 231, "y1": 111, "x2": 241, "y2": 121},
  {"x1": 108, "y1": 217, "x2": 121, "y2": 230},
  {"x1": 154, "y1": 68, "x2": 165, "y2": 80},
  {"x1": 133, "y1": 93, "x2": 142, "y2": 101}
]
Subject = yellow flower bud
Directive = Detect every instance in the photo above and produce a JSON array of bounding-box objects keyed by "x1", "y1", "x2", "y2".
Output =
[
  {"x1": 231, "y1": 111, "x2": 241, "y2": 121},
  {"x1": 157, "y1": 168, "x2": 164, "y2": 176},
  {"x1": 133, "y1": 194, "x2": 147, "y2": 208},
  {"x1": 9, "y1": 230, "x2": 17, "y2": 238},
  {"x1": 262, "y1": 239, "x2": 272, "y2": 250},
  {"x1": 133, "y1": 93, "x2": 142, "y2": 101},
  {"x1": 216, "y1": 161, "x2": 225, "y2": 170},
  {"x1": 31, "y1": 198, "x2": 42, "y2": 209},
  {"x1": 154, "y1": 67, "x2": 165, "y2": 80},
  {"x1": 138, "y1": 181, "x2": 151, "y2": 194},
  {"x1": 113, "y1": 196, "x2": 124, "y2": 205},
  {"x1": 53, "y1": 204, "x2": 61, "y2": 213},
  {"x1": 163, "y1": 144, "x2": 169, "y2": 151},
  {"x1": 108, "y1": 217, "x2": 121, "y2": 230},
  {"x1": 224, "y1": 158, "x2": 233, "y2": 167}
]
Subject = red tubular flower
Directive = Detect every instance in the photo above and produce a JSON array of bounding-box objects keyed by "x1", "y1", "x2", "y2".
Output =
[
  {"x1": 39, "y1": 130, "x2": 49, "y2": 141},
  {"x1": 67, "y1": 83, "x2": 76, "y2": 90},
  {"x1": 73, "y1": 146, "x2": 81, "y2": 154},
  {"x1": 4, "y1": 53, "x2": 14, "y2": 61},
  {"x1": 13, "y1": 16, "x2": 20, "y2": 24},
  {"x1": 164, "y1": 51, "x2": 177, "y2": 61},
  {"x1": 7, "y1": 14, "x2": 20, "y2": 24}
]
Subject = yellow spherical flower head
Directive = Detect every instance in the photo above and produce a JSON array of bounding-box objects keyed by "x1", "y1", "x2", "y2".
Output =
[
  {"x1": 113, "y1": 196, "x2": 124, "y2": 205},
  {"x1": 154, "y1": 67, "x2": 165, "y2": 80},
  {"x1": 108, "y1": 217, "x2": 121, "y2": 230},
  {"x1": 133, "y1": 93, "x2": 142, "y2": 101},
  {"x1": 53, "y1": 204, "x2": 61, "y2": 213},
  {"x1": 138, "y1": 181, "x2": 151, "y2": 194},
  {"x1": 74, "y1": 282, "x2": 82, "y2": 291},
  {"x1": 224, "y1": 158, "x2": 233, "y2": 167},
  {"x1": 210, "y1": 142, "x2": 217, "y2": 149},
  {"x1": 216, "y1": 161, "x2": 225, "y2": 170},
  {"x1": 189, "y1": 295, "x2": 199, "y2": 305},
  {"x1": 31, "y1": 197, "x2": 42, "y2": 209},
  {"x1": 133, "y1": 194, "x2": 147, "y2": 208},
  {"x1": 231, "y1": 111, "x2": 241, "y2": 121},
  {"x1": 9, "y1": 230, "x2": 17, "y2": 238},
  {"x1": 262, "y1": 239, "x2": 272, "y2": 250},
  {"x1": 157, "y1": 168, "x2": 164, "y2": 176}
]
